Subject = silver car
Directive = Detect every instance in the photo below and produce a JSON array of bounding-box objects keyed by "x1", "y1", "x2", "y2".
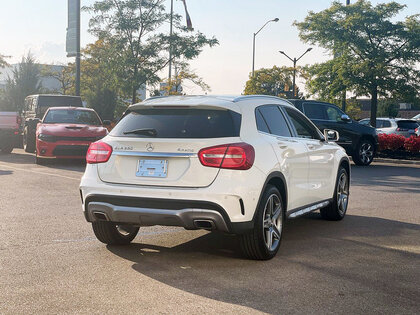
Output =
[{"x1": 359, "y1": 118, "x2": 419, "y2": 138}]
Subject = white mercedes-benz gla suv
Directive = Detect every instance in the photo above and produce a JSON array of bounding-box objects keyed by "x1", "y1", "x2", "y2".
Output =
[{"x1": 80, "y1": 95, "x2": 350, "y2": 260}]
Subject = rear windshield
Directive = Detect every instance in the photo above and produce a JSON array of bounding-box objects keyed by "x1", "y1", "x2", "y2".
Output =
[
  {"x1": 397, "y1": 121, "x2": 419, "y2": 129},
  {"x1": 110, "y1": 108, "x2": 241, "y2": 138},
  {"x1": 38, "y1": 96, "x2": 82, "y2": 107},
  {"x1": 43, "y1": 109, "x2": 101, "y2": 125}
]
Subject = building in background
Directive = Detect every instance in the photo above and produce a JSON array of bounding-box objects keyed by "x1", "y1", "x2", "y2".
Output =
[{"x1": 0, "y1": 64, "x2": 64, "y2": 92}]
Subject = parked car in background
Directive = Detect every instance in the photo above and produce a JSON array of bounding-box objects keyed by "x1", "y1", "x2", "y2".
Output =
[
  {"x1": 288, "y1": 99, "x2": 378, "y2": 166},
  {"x1": 80, "y1": 95, "x2": 350, "y2": 260},
  {"x1": 35, "y1": 107, "x2": 109, "y2": 164},
  {"x1": 22, "y1": 94, "x2": 83, "y2": 153},
  {"x1": 0, "y1": 112, "x2": 22, "y2": 154},
  {"x1": 359, "y1": 118, "x2": 419, "y2": 138}
]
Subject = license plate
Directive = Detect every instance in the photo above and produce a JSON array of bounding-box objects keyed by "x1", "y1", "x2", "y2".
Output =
[{"x1": 136, "y1": 159, "x2": 168, "y2": 178}]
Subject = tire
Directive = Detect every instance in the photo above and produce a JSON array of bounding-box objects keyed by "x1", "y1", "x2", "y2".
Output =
[
  {"x1": 92, "y1": 221, "x2": 139, "y2": 245},
  {"x1": 320, "y1": 167, "x2": 349, "y2": 221},
  {"x1": 352, "y1": 139, "x2": 374, "y2": 166},
  {"x1": 23, "y1": 127, "x2": 35, "y2": 153},
  {"x1": 240, "y1": 185, "x2": 284, "y2": 260},
  {"x1": 35, "y1": 154, "x2": 47, "y2": 165},
  {"x1": 0, "y1": 145, "x2": 13, "y2": 154}
]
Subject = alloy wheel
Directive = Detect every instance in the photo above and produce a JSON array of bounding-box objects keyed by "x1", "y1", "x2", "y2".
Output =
[
  {"x1": 262, "y1": 194, "x2": 283, "y2": 251},
  {"x1": 337, "y1": 173, "x2": 349, "y2": 215},
  {"x1": 359, "y1": 142, "x2": 374, "y2": 164}
]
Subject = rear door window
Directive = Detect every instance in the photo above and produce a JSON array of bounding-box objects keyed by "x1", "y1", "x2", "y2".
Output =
[
  {"x1": 325, "y1": 105, "x2": 345, "y2": 121},
  {"x1": 303, "y1": 104, "x2": 327, "y2": 120},
  {"x1": 110, "y1": 108, "x2": 241, "y2": 138},
  {"x1": 382, "y1": 120, "x2": 392, "y2": 128},
  {"x1": 376, "y1": 120, "x2": 384, "y2": 128},
  {"x1": 257, "y1": 105, "x2": 292, "y2": 137}
]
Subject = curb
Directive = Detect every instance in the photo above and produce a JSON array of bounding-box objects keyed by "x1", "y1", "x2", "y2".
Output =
[
  {"x1": 349, "y1": 156, "x2": 420, "y2": 165},
  {"x1": 373, "y1": 158, "x2": 420, "y2": 165}
]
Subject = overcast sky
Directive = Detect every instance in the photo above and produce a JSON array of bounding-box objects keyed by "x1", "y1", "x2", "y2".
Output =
[{"x1": 0, "y1": 0, "x2": 418, "y2": 95}]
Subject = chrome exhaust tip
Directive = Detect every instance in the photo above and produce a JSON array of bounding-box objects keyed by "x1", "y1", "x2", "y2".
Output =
[
  {"x1": 194, "y1": 220, "x2": 215, "y2": 230},
  {"x1": 93, "y1": 211, "x2": 109, "y2": 221}
]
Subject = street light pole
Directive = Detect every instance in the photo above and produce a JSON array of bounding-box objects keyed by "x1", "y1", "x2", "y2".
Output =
[
  {"x1": 75, "y1": 0, "x2": 81, "y2": 96},
  {"x1": 252, "y1": 18, "x2": 279, "y2": 77},
  {"x1": 279, "y1": 48, "x2": 312, "y2": 97},
  {"x1": 168, "y1": 0, "x2": 174, "y2": 90}
]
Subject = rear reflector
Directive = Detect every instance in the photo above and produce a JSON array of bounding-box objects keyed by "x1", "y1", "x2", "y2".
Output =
[
  {"x1": 86, "y1": 141, "x2": 112, "y2": 164},
  {"x1": 198, "y1": 143, "x2": 255, "y2": 170}
]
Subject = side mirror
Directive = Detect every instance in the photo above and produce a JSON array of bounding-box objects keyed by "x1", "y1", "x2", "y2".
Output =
[
  {"x1": 323, "y1": 129, "x2": 340, "y2": 142},
  {"x1": 341, "y1": 114, "x2": 351, "y2": 122},
  {"x1": 103, "y1": 120, "x2": 111, "y2": 126}
]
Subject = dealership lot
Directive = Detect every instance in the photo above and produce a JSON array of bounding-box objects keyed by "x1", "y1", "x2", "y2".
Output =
[{"x1": 0, "y1": 149, "x2": 419, "y2": 314}]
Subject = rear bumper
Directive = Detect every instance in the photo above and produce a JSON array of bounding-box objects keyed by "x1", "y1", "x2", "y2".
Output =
[
  {"x1": 83, "y1": 194, "x2": 253, "y2": 234},
  {"x1": 0, "y1": 129, "x2": 21, "y2": 147}
]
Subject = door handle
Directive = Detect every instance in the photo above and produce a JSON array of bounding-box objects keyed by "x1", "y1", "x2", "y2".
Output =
[
  {"x1": 276, "y1": 137, "x2": 296, "y2": 142},
  {"x1": 277, "y1": 142, "x2": 288, "y2": 149},
  {"x1": 307, "y1": 144, "x2": 316, "y2": 150}
]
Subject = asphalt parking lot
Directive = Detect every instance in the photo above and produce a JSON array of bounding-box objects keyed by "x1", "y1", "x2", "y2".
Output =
[{"x1": 0, "y1": 149, "x2": 419, "y2": 314}]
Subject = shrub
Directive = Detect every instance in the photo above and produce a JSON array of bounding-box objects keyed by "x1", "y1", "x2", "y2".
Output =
[
  {"x1": 404, "y1": 136, "x2": 420, "y2": 153},
  {"x1": 378, "y1": 133, "x2": 406, "y2": 151}
]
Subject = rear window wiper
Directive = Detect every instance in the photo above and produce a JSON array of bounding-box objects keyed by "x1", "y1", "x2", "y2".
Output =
[{"x1": 123, "y1": 128, "x2": 158, "y2": 137}]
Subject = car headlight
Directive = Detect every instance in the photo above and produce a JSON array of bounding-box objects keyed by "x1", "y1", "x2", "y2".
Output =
[{"x1": 38, "y1": 134, "x2": 56, "y2": 142}]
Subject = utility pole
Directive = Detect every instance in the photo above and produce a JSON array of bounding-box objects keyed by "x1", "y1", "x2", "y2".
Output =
[
  {"x1": 168, "y1": 0, "x2": 174, "y2": 95},
  {"x1": 342, "y1": 0, "x2": 350, "y2": 111},
  {"x1": 75, "y1": 0, "x2": 81, "y2": 96},
  {"x1": 66, "y1": 0, "x2": 81, "y2": 96}
]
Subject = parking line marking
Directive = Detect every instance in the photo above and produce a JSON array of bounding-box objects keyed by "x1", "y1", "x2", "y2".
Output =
[{"x1": 0, "y1": 163, "x2": 81, "y2": 181}]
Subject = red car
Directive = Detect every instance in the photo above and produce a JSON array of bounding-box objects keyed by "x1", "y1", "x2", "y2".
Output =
[{"x1": 35, "y1": 107, "x2": 109, "y2": 164}]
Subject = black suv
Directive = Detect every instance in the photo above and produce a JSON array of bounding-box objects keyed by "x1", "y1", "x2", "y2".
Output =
[{"x1": 288, "y1": 99, "x2": 378, "y2": 166}]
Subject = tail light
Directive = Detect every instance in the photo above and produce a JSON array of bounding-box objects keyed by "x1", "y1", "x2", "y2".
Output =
[
  {"x1": 86, "y1": 142, "x2": 112, "y2": 164},
  {"x1": 198, "y1": 143, "x2": 255, "y2": 170}
]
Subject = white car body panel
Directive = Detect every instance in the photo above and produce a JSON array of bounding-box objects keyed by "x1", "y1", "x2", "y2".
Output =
[{"x1": 80, "y1": 95, "x2": 349, "y2": 231}]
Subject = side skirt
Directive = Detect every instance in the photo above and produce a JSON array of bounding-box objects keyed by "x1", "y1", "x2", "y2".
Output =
[{"x1": 286, "y1": 199, "x2": 332, "y2": 219}]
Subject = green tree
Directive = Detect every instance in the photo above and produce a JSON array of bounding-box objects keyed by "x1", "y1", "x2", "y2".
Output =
[
  {"x1": 85, "y1": 0, "x2": 218, "y2": 104},
  {"x1": 1, "y1": 53, "x2": 41, "y2": 112},
  {"x1": 162, "y1": 61, "x2": 210, "y2": 95},
  {"x1": 41, "y1": 64, "x2": 75, "y2": 95},
  {"x1": 0, "y1": 53, "x2": 9, "y2": 68},
  {"x1": 294, "y1": 0, "x2": 420, "y2": 127},
  {"x1": 377, "y1": 99, "x2": 399, "y2": 117},
  {"x1": 244, "y1": 66, "x2": 302, "y2": 98},
  {"x1": 303, "y1": 55, "x2": 352, "y2": 103},
  {"x1": 80, "y1": 39, "x2": 122, "y2": 120}
]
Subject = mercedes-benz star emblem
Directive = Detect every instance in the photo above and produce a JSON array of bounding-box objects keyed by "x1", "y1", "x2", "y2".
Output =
[{"x1": 146, "y1": 143, "x2": 154, "y2": 152}]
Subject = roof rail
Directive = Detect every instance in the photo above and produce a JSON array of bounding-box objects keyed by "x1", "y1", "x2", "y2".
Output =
[
  {"x1": 233, "y1": 95, "x2": 286, "y2": 103},
  {"x1": 143, "y1": 95, "x2": 169, "y2": 102}
]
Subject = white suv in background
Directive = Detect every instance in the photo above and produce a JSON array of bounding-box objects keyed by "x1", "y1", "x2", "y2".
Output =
[{"x1": 80, "y1": 95, "x2": 350, "y2": 260}]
